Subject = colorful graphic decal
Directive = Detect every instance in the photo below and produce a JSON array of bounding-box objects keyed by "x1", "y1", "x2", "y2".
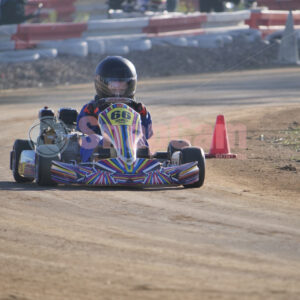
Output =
[
  {"x1": 51, "y1": 158, "x2": 199, "y2": 187},
  {"x1": 99, "y1": 104, "x2": 142, "y2": 165},
  {"x1": 50, "y1": 103, "x2": 200, "y2": 187}
]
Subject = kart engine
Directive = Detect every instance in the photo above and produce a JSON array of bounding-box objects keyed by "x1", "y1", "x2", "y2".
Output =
[{"x1": 34, "y1": 107, "x2": 81, "y2": 162}]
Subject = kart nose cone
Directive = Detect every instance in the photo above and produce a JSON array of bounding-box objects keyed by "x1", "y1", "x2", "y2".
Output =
[{"x1": 123, "y1": 154, "x2": 135, "y2": 165}]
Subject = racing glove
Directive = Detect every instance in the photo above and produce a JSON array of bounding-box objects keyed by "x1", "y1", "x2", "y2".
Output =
[
  {"x1": 84, "y1": 100, "x2": 109, "y2": 115},
  {"x1": 131, "y1": 102, "x2": 148, "y2": 117},
  {"x1": 83, "y1": 103, "x2": 97, "y2": 115}
]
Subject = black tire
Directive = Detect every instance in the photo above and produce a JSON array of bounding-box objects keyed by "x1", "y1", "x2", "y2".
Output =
[
  {"x1": 11, "y1": 139, "x2": 34, "y2": 183},
  {"x1": 181, "y1": 147, "x2": 205, "y2": 188},
  {"x1": 167, "y1": 140, "x2": 191, "y2": 158},
  {"x1": 167, "y1": 142, "x2": 176, "y2": 157},
  {"x1": 35, "y1": 154, "x2": 58, "y2": 186}
]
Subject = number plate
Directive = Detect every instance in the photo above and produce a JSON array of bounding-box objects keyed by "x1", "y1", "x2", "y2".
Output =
[{"x1": 107, "y1": 108, "x2": 134, "y2": 126}]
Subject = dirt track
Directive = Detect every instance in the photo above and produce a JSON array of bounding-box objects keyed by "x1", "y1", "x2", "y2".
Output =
[{"x1": 0, "y1": 68, "x2": 300, "y2": 300}]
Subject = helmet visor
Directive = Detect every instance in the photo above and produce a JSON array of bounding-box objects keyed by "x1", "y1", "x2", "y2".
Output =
[
  {"x1": 95, "y1": 76, "x2": 137, "y2": 98},
  {"x1": 107, "y1": 80, "x2": 128, "y2": 97}
]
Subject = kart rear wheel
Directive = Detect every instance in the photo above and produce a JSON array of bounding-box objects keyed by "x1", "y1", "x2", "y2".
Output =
[
  {"x1": 181, "y1": 147, "x2": 205, "y2": 188},
  {"x1": 35, "y1": 154, "x2": 58, "y2": 186},
  {"x1": 11, "y1": 139, "x2": 34, "y2": 183}
]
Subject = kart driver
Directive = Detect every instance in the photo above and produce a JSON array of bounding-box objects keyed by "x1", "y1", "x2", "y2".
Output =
[{"x1": 76, "y1": 56, "x2": 153, "y2": 162}]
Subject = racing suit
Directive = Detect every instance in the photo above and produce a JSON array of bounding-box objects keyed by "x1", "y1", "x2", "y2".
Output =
[{"x1": 76, "y1": 95, "x2": 153, "y2": 162}]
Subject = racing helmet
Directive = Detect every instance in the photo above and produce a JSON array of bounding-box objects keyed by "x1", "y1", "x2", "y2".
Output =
[{"x1": 94, "y1": 56, "x2": 137, "y2": 99}]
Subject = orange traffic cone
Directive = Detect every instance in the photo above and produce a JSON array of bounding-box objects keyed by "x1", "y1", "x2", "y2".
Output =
[{"x1": 205, "y1": 115, "x2": 237, "y2": 159}]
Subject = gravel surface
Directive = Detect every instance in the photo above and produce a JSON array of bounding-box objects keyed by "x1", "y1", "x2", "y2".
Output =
[{"x1": 0, "y1": 36, "x2": 281, "y2": 90}]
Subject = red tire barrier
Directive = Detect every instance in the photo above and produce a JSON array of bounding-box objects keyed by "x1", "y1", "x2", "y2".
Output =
[
  {"x1": 143, "y1": 14, "x2": 207, "y2": 34},
  {"x1": 247, "y1": 10, "x2": 300, "y2": 28},
  {"x1": 3, "y1": 11, "x2": 249, "y2": 51},
  {"x1": 246, "y1": 9, "x2": 300, "y2": 37},
  {"x1": 12, "y1": 23, "x2": 88, "y2": 49}
]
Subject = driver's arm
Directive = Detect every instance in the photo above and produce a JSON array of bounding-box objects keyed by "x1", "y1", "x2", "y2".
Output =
[
  {"x1": 131, "y1": 102, "x2": 153, "y2": 140},
  {"x1": 76, "y1": 103, "x2": 101, "y2": 135}
]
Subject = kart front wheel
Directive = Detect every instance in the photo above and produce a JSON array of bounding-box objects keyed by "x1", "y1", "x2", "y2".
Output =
[
  {"x1": 181, "y1": 147, "x2": 205, "y2": 188},
  {"x1": 35, "y1": 153, "x2": 58, "y2": 186},
  {"x1": 11, "y1": 139, "x2": 34, "y2": 183},
  {"x1": 167, "y1": 139, "x2": 191, "y2": 158}
]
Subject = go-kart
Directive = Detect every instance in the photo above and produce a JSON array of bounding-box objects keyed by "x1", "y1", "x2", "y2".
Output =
[{"x1": 10, "y1": 98, "x2": 205, "y2": 188}]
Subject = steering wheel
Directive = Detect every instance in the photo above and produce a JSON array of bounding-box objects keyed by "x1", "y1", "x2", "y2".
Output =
[{"x1": 97, "y1": 97, "x2": 136, "y2": 111}]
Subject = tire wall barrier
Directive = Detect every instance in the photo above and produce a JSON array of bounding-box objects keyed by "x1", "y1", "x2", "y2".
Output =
[
  {"x1": 84, "y1": 18, "x2": 149, "y2": 37},
  {"x1": 0, "y1": 8, "x2": 297, "y2": 62},
  {"x1": 246, "y1": 9, "x2": 300, "y2": 38},
  {"x1": 2, "y1": 11, "x2": 250, "y2": 51},
  {"x1": 12, "y1": 23, "x2": 88, "y2": 50},
  {"x1": 143, "y1": 14, "x2": 207, "y2": 35},
  {"x1": 0, "y1": 25, "x2": 17, "y2": 51}
]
